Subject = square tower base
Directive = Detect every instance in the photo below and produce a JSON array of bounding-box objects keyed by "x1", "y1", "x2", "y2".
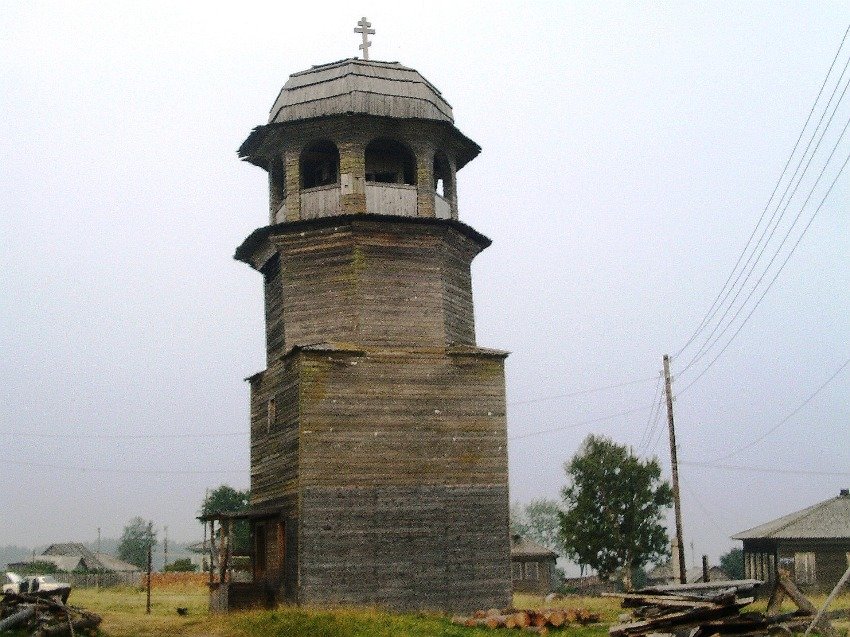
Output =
[{"x1": 248, "y1": 344, "x2": 511, "y2": 612}]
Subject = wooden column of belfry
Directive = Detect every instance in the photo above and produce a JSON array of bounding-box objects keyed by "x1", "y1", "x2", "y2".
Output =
[{"x1": 234, "y1": 55, "x2": 510, "y2": 612}]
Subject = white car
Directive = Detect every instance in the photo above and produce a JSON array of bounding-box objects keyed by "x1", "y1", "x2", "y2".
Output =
[{"x1": 2, "y1": 573, "x2": 71, "y2": 603}]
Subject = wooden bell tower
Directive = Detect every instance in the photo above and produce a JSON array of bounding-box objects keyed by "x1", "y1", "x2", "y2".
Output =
[{"x1": 235, "y1": 53, "x2": 511, "y2": 612}]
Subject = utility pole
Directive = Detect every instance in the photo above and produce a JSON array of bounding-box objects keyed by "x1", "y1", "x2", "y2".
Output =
[
  {"x1": 96, "y1": 527, "x2": 102, "y2": 590},
  {"x1": 164, "y1": 525, "x2": 169, "y2": 570},
  {"x1": 663, "y1": 354, "x2": 687, "y2": 584},
  {"x1": 146, "y1": 522, "x2": 153, "y2": 614}
]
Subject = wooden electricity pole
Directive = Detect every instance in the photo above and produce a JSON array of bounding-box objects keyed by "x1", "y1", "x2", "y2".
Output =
[
  {"x1": 96, "y1": 527, "x2": 101, "y2": 590},
  {"x1": 146, "y1": 522, "x2": 153, "y2": 614},
  {"x1": 663, "y1": 354, "x2": 687, "y2": 584}
]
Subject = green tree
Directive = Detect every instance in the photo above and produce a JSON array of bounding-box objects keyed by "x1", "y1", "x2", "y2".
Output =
[
  {"x1": 559, "y1": 435, "x2": 672, "y2": 590},
  {"x1": 200, "y1": 485, "x2": 250, "y2": 555},
  {"x1": 117, "y1": 517, "x2": 157, "y2": 569},
  {"x1": 719, "y1": 547, "x2": 744, "y2": 579},
  {"x1": 510, "y1": 498, "x2": 565, "y2": 556},
  {"x1": 163, "y1": 558, "x2": 198, "y2": 572}
]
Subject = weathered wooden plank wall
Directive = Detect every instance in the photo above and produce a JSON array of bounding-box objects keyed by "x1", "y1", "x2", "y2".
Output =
[
  {"x1": 260, "y1": 219, "x2": 481, "y2": 351},
  {"x1": 296, "y1": 347, "x2": 510, "y2": 611},
  {"x1": 244, "y1": 216, "x2": 510, "y2": 610},
  {"x1": 262, "y1": 255, "x2": 285, "y2": 363},
  {"x1": 249, "y1": 358, "x2": 299, "y2": 504}
]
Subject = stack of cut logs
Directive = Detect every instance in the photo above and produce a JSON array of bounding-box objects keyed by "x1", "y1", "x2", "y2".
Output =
[
  {"x1": 0, "y1": 592, "x2": 102, "y2": 636},
  {"x1": 607, "y1": 580, "x2": 820, "y2": 637},
  {"x1": 451, "y1": 606, "x2": 600, "y2": 633}
]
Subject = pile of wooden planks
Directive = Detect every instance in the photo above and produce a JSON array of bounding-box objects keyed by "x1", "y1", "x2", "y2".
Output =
[
  {"x1": 0, "y1": 591, "x2": 101, "y2": 636},
  {"x1": 451, "y1": 606, "x2": 600, "y2": 633},
  {"x1": 607, "y1": 578, "x2": 830, "y2": 637}
]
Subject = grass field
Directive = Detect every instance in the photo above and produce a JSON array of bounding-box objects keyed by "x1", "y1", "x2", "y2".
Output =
[
  {"x1": 68, "y1": 582, "x2": 615, "y2": 637},
  {"x1": 62, "y1": 580, "x2": 850, "y2": 637}
]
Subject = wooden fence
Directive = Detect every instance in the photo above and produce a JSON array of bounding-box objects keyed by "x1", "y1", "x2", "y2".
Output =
[{"x1": 62, "y1": 571, "x2": 142, "y2": 588}]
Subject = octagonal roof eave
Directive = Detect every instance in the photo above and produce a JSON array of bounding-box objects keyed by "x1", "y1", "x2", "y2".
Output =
[
  {"x1": 237, "y1": 114, "x2": 481, "y2": 171},
  {"x1": 234, "y1": 213, "x2": 492, "y2": 269}
]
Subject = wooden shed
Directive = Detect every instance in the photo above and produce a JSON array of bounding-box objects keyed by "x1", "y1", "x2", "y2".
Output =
[
  {"x1": 510, "y1": 535, "x2": 558, "y2": 595},
  {"x1": 732, "y1": 489, "x2": 850, "y2": 592}
]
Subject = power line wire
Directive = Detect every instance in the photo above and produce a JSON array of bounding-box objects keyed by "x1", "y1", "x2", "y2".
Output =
[
  {"x1": 0, "y1": 431, "x2": 248, "y2": 439},
  {"x1": 0, "y1": 376, "x2": 657, "y2": 441},
  {"x1": 679, "y1": 476, "x2": 729, "y2": 536},
  {"x1": 680, "y1": 461, "x2": 850, "y2": 478},
  {"x1": 508, "y1": 375, "x2": 656, "y2": 407},
  {"x1": 674, "y1": 24, "x2": 850, "y2": 360},
  {"x1": 680, "y1": 64, "x2": 850, "y2": 376},
  {"x1": 705, "y1": 356, "x2": 850, "y2": 462},
  {"x1": 678, "y1": 146, "x2": 850, "y2": 395},
  {"x1": 0, "y1": 457, "x2": 244, "y2": 475},
  {"x1": 647, "y1": 390, "x2": 669, "y2": 454},
  {"x1": 509, "y1": 404, "x2": 651, "y2": 442},
  {"x1": 639, "y1": 379, "x2": 666, "y2": 453},
  {"x1": 638, "y1": 373, "x2": 663, "y2": 449}
]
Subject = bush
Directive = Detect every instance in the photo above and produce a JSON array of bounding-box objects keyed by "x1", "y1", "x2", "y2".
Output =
[
  {"x1": 163, "y1": 558, "x2": 197, "y2": 572},
  {"x1": 16, "y1": 561, "x2": 58, "y2": 575}
]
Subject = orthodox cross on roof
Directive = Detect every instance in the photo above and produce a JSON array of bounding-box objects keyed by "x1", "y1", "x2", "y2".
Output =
[{"x1": 354, "y1": 17, "x2": 375, "y2": 61}]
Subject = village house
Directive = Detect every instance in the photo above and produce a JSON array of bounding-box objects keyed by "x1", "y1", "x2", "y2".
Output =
[
  {"x1": 9, "y1": 543, "x2": 138, "y2": 574},
  {"x1": 732, "y1": 489, "x2": 850, "y2": 592},
  {"x1": 510, "y1": 535, "x2": 558, "y2": 595},
  {"x1": 7, "y1": 543, "x2": 140, "y2": 586}
]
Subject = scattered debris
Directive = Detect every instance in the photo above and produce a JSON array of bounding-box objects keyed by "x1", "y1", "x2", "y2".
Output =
[
  {"x1": 607, "y1": 575, "x2": 837, "y2": 637},
  {"x1": 0, "y1": 591, "x2": 101, "y2": 636},
  {"x1": 451, "y1": 606, "x2": 600, "y2": 631}
]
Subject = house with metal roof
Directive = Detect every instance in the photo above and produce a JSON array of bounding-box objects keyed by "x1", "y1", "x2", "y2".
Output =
[
  {"x1": 510, "y1": 535, "x2": 558, "y2": 595},
  {"x1": 732, "y1": 489, "x2": 850, "y2": 592},
  {"x1": 9, "y1": 543, "x2": 139, "y2": 574}
]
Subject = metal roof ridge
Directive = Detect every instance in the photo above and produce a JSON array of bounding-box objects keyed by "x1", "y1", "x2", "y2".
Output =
[
  {"x1": 733, "y1": 495, "x2": 840, "y2": 539},
  {"x1": 759, "y1": 496, "x2": 839, "y2": 538}
]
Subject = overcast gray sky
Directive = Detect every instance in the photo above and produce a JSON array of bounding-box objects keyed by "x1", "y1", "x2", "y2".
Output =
[{"x1": 1, "y1": 1, "x2": 848, "y2": 569}]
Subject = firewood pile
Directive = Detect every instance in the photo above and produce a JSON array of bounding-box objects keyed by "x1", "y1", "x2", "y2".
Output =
[
  {"x1": 0, "y1": 592, "x2": 101, "y2": 636},
  {"x1": 607, "y1": 578, "x2": 833, "y2": 637},
  {"x1": 451, "y1": 606, "x2": 600, "y2": 633}
]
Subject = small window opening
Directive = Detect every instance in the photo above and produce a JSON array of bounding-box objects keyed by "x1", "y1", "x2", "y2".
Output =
[
  {"x1": 434, "y1": 151, "x2": 452, "y2": 197},
  {"x1": 301, "y1": 140, "x2": 339, "y2": 189},
  {"x1": 365, "y1": 138, "x2": 415, "y2": 185}
]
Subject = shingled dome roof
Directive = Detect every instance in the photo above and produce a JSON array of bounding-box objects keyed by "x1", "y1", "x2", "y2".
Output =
[{"x1": 268, "y1": 58, "x2": 454, "y2": 124}]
